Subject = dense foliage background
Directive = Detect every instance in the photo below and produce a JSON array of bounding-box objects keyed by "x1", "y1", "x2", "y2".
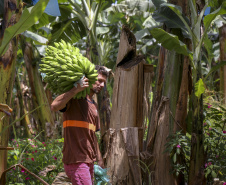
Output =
[{"x1": 0, "y1": 0, "x2": 225, "y2": 184}]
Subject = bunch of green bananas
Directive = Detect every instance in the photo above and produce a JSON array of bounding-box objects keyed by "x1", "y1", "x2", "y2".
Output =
[{"x1": 39, "y1": 40, "x2": 98, "y2": 99}]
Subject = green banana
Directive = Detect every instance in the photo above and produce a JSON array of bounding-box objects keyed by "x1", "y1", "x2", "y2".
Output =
[
  {"x1": 64, "y1": 70, "x2": 76, "y2": 76},
  {"x1": 86, "y1": 87, "x2": 90, "y2": 96},
  {"x1": 81, "y1": 90, "x2": 86, "y2": 98},
  {"x1": 88, "y1": 63, "x2": 95, "y2": 74},
  {"x1": 66, "y1": 76, "x2": 82, "y2": 81},
  {"x1": 63, "y1": 85, "x2": 74, "y2": 92},
  {"x1": 71, "y1": 64, "x2": 83, "y2": 73},
  {"x1": 86, "y1": 73, "x2": 98, "y2": 79},
  {"x1": 65, "y1": 56, "x2": 72, "y2": 63},
  {"x1": 59, "y1": 80, "x2": 73, "y2": 87},
  {"x1": 40, "y1": 40, "x2": 99, "y2": 97},
  {"x1": 74, "y1": 91, "x2": 82, "y2": 99}
]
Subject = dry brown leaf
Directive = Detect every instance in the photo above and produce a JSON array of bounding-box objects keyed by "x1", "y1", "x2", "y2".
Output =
[{"x1": 0, "y1": 103, "x2": 13, "y2": 116}]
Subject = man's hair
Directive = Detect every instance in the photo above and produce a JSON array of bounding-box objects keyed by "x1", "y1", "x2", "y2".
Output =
[{"x1": 95, "y1": 65, "x2": 109, "y2": 77}]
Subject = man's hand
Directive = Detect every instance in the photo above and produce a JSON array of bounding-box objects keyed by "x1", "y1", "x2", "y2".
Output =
[
  {"x1": 74, "y1": 76, "x2": 89, "y2": 93},
  {"x1": 51, "y1": 76, "x2": 89, "y2": 111},
  {"x1": 98, "y1": 159, "x2": 105, "y2": 169}
]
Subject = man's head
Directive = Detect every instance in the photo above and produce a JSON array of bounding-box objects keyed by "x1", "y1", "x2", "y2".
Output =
[
  {"x1": 90, "y1": 65, "x2": 109, "y2": 94},
  {"x1": 95, "y1": 65, "x2": 109, "y2": 78}
]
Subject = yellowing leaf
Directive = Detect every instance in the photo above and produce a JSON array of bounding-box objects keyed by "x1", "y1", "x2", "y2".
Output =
[{"x1": 195, "y1": 78, "x2": 205, "y2": 99}]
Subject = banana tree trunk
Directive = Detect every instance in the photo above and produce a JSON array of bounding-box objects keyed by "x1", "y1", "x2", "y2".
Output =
[
  {"x1": 21, "y1": 41, "x2": 55, "y2": 140},
  {"x1": 172, "y1": 36, "x2": 192, "y2": 184},
  {"x1": 15, "y1": 72, "x2": 32, "y2": 137},
  {"x1": 145, "y1": 26, "x2": 186, "y2": 185},
  {"x1": 21, "y1": 66, "x2": 37, "y2": 133},
  {"x1": 174, "y1": 55, "x2": 190, "y2": 133},
  {"x1": 219, "y1": 24, "x2": 226, "y2": 104},
  {"x1": 145, "y1": 45, "x2": 183, "y2": 185},
  {"x1": 0, "y1": 0, "x2": 22, "y2": 182},
  {"x1": 144, "y1": 7, "x2": 189, "y2": 185},
  {"x1": 104, "y1": 26, "x2": 152, "y2": 185}
]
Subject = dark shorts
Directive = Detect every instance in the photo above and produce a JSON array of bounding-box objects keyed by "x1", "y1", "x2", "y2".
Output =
[{"x1": 64, "y1": 163, "x2": 94, "y2": 185}]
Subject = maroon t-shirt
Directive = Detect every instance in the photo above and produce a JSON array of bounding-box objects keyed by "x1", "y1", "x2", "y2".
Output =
[{"x1": 62, "y1": 97, "x2": 100, "y2": 164}]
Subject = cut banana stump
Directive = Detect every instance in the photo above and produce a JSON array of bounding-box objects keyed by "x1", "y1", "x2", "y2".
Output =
[{"x1": 39, "y1": 40, "x2": 98, "y2": 99}]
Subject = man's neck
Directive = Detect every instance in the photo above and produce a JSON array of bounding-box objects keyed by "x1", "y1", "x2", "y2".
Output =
[
  {"x1": 88, "y1": 93, "x2": 94, "y2": 101},
  {"x1": 89, "y1": 89, "x2": 95, "y2": 100}
]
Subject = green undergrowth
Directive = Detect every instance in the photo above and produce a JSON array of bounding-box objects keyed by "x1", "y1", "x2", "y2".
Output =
[{"x1": 7, "y1": 137, "x2": 64, "y2": 185}]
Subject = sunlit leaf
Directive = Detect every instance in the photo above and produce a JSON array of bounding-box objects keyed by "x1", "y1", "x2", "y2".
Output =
[
  {"x1": 135, "y1": 28, "x2": 151, "y2": 41},
  {"x1": 125, "y1": 1, "x2": 155, "y2": 12},
  {"x1": 150, "y1": 28, "x2": 192, "y2": 57},
  {"x1": 212, "y1": 42, "x2": 220, "y2": 61},
  {"x1": 33, "y1": 13, "x2": 56, "y2": 29},
  {"x1": 96, "y1": 27, "x2": 110, "y2": 35},
  {"x1": 21, "y1": 31, "x2": 48, "y2": 44},
  {"x1": 213, "y1": 15, "x2": 226, "y2": 28},
  {"x1": 143, "y1": 14, "x2": 162, "y2": 28},
  {"x1": 195, "y1": 78, "x2": 205, "y2": 99}
]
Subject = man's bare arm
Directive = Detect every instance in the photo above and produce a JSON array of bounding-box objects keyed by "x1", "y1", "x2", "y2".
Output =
[{"x1": 51, "y1": 78, "x2": 89, "y2": 112}]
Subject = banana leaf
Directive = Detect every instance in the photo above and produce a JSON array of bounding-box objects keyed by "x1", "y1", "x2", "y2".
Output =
[
  {"x1": 0, "y1": 0, "x2": 50, "y2": 56},
  {"x1": 204, "y1": 61, "x2": 226, "y2": 81},
  {"x1": 152, "y1": 0, "x2": 167, "y2": 9},
  {"x1": 153, "y1": 3, "x2": 191, "y2": 38},
  {"x1": 204, "y1": 2, "x2": 226, "y2": 30},
  {"x1": 195, "y1": 79, "x2": 205, "y2": 99},
  {"x1": 150, "y1": 28, "x2": 192, "y2": 58},
  {"x1": 21, "y1": 31, "x2": 48, "y2": 44}
]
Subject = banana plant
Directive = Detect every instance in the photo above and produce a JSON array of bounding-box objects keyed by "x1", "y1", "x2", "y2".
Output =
[
  {"x1": 51, "y1": 0, "x2": 158, "y2": 64},
  {"x1": 103, "y1": 0, "x2": 161, "y2": 62},
  {"x1": 202, "y1": 13, "x2": 226, "y2": 90},
  {"x1": 0, "y1": 0, "x2": 51, "y2": 182},
  {"x1": 50, "y1": 0, "x2": 113, "y2": 64},
  {"x1": 0, "y1": 0, "x2": 50, "y2": 56},
  {"x1": 149, "y1": 0, "x2": 226, "y2": 184},
  {"x1": 150, "y1": 1, "x2": 226, "y2": 92}
]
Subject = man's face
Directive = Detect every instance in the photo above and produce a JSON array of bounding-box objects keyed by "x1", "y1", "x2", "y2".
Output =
[{"x1": 91, "y1": 73, "x2": 107, "y2": 94}]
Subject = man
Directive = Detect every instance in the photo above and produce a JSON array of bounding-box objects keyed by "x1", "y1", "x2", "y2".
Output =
[{"x1": 51, "y1": 65, "x2": 108, "y2": 185}]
